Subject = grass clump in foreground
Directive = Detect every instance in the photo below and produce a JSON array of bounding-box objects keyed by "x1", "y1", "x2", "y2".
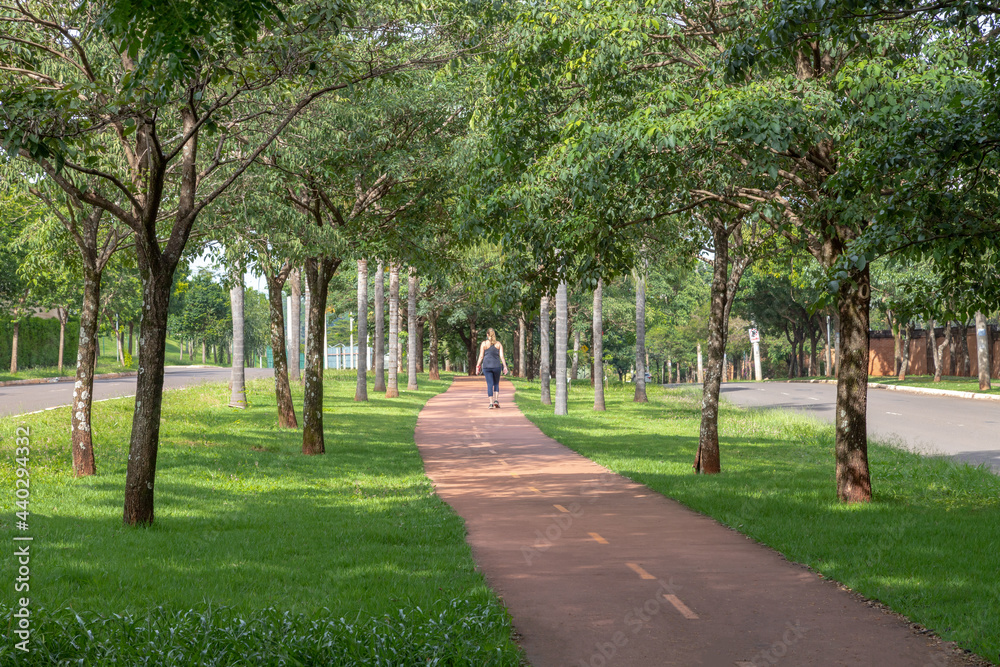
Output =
[
  {"x1": 0, "y1": 371, "x2": 521, "y2": 666},
  {"x1": 514, "y1": 380, "x2": 1000, "y2": 664}
]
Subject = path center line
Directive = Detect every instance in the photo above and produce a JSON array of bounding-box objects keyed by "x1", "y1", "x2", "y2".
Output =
[
  {"x1": 625, "y1": 562, "x2": 656, "y2": 580},
  {"x1": 664, "y1": 594, "x2": 699, "y2": 620}
]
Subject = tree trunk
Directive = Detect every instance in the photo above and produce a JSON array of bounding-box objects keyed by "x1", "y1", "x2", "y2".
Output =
[
  {"x1": 464, "y1": 315, "x2": 478, "y2": 376},
  {"x1": 288, "y1": 268, "x2": 301, "y2": 383},
  {"x1": 302, "y1": 257, "x2": 337, "y2": 455},
  {"x1": 694, "y1": 232, "x2": 729, "y2": 475},
  {"x1": 229, "y1": 279, "x2": 247, "y2": 409},
  {"x1": 959, "y1": 321, "x2": 971, "y2": 376},
  {"x1": 975, "y1": 311, "x2": 992, "y2": 391},
  {"x1": 526, "y1": 324, "x2": 535, "y2": 380},
  {"x1": 9, "y1": 319, "x2": 21, "y2": 374},
  {"x1": 115, "y1": 316, "x2": 124, "y2": 365},
  {"x1": 122, "y1": 264, "x2": 175, "y2": 526},
  {"x1": 593, "y1": 280, "x2": 605, "y2": 411},
  {"x1": 407, "y1": 267, "x2": 419, "y2": 391},
  {"x1": 897, "y1": 322, "x2": 913, "y2": 382},
  {"x1": 416, "y1": 318, "x2": 424, "y2": 373},
  {"x1": 933, "y1": 319, "x2": 948, "y2": 382},
  {"x1": 71, "y1": 270, "x2": 101, "y2": 477},
  {"x1": 809, "y1": 328, "x2": 819, "y2": 376},
  {"x1": 518, "y1": 312, "x2": 527, "y2": 378},
  {"x1": 834, "y1": 266, "x2": 872, "y2": 503},
  {"x1": 128, "y1": 321, "x2": 134, "y2": 357},
  {"x1": 947, "y1": 321, "x2": 958, "y2": 375},
  {"x1": 355, "y1": 259, "x2": 369, "y2": 401},
  {"x1": 540, "y1": 295, "x2": 551, "y2": 405},
  {"x1": 57, "y1": 307, "x2": 67, "y2": 375},
  {"x1": 634, "y1": 268, "x2": 648, "y2": 402},
  {"x1": 266, "y1": 268, "x2": 297, "y2": 428},
  {"x1": 386, "y1": 264, "x2": 400, "y2": 397},
  {"x1": 889, "y1": 314, "x2": 900, "y2": 377},
  {"x1": 571, "y1": 328, "x2": 580, "y2": 381},
  {"x1": 555, "y1": 281, "x2": 568, "y2": 415},
  {"x1": 428, "y1": 310, "x2": 440, "y2": 380},
  {"x1": 373, "y1": 261, "x2": 386, "y2": 392}
]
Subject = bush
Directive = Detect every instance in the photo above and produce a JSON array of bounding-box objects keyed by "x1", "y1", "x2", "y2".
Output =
[{"x1": 0, "y1": 317, "x2": 80, "y2": 371}]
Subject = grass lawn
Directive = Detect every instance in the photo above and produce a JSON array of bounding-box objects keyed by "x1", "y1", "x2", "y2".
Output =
[
  {"x1": 0, "y1": 371, "x2": 521, "y2": 665},
  {"x1": 870, "y1": 374, "x2": 1000, "y2": 395},
  {"x1": 514, "y1": 380, "x2": 1000, "y2": 665}
]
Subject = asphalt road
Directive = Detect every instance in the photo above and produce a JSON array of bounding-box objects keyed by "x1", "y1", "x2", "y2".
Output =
[
  {"x1": 717, "y1": 382, "x2": 1000, "y2": 472},
  {"x1": 0, "y1": 366, "x2": 272, "y2": 418}
]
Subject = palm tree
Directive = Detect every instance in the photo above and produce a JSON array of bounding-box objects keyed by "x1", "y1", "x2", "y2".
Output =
[
  {"x1": 228, "y1": 277, "x2": 247, "y2": 409},
  {"x1": 407, "y1": 267, "x2": 419, "y2": 390},
  {"x1": 593, "y1": 279, "x2": 605, "y2": 411},
  {"x1": 634, "y1": 265, "x2": 648, "y2": 403},
  {"x1": 355, "y1": 259, "x2": 369, "y2": 401},
  {"x1": 373, "y1": 261, "x2": 386, "y2": 392},
  {"x1": 518, "y1": 311, "x2": 527, "y2": 377},
  {"x1": 555, "y1": 281, "x2": 568, "y2": 415},
  {"x1": 288, "y1": 268, "x2": 301, "y2": 382},
  {"x1": 540, "y1": 295, "x2": 551, "y2": 405},
  {"x1": 386, "y1": 263, "x2": 400, "y2": 397}
]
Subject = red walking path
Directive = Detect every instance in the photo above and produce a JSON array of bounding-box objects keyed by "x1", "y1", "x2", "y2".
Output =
[{"x1": 414, "y1": 377, "x2": 981, "y2": 667}]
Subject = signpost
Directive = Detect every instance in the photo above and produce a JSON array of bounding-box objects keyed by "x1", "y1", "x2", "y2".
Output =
[{"x1": 749, "y1": 328, "x2": 763, "y2": 381}]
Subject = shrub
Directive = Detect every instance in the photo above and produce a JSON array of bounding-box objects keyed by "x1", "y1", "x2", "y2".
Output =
[{"x1": 0, "y1": 317, "x2": 80, "y2": 371}]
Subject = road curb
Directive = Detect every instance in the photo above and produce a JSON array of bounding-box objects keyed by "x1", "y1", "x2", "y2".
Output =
[
  {"x1": 0, "y1": 371, "x2": 137, "y2": 388},
  {"x1": 786, "y1": 378, "x2": 1000, "y2": 402}
]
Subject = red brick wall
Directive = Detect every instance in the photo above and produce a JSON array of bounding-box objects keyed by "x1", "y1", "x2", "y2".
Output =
[{"x1": 868, "y1": 327, "x2": 999, "y2": 378}]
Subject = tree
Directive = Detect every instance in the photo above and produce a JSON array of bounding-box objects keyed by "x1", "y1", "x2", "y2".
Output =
[
  {"x1": 592, "y1": 280, "x2": 605, "y2": 411},
  {"x1": 387, "y1": 264, "x2": 401, "y2": 398},
  {"x1": 288, "y1": 268, "x2": 302, "y2": 383},
  {"x1": 0, "y1": 1, "x2": 367, "y2": 524},
  {"x1": 0, "y1": 195, "x2": 36, "y2": 375},
  {"x1": 554, "y1": 280, "x2": 568, "y2": 415},
  {"x1": 539, "y1": 295, "x2": 552, "y2": 404},
  {"x1": 633, "y1": 263, "x2": 648, "y2": 403},
  {"x1": 1, "y1": 0, "x2": 488, "y2": 524},
  {"x1": 229, "y1": 274, "x2": 247, "y2": 409},
  {"x1": 356, "y1": 259, "x2": 369, "y2": 401},
  {"x1": 407, "y1": 267, "x2": 419, "y2": 391},
  {"x1": 373, "y1": 262, "x2": 387, "y2": 391}
]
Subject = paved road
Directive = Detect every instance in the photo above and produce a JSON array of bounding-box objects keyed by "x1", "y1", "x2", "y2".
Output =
[
  {"x1": 0, "y1": 366, "x2": 272, "y2": 418},
  {"x1": 718, "y1": 382, "x2": 1000, "y2": 472}
]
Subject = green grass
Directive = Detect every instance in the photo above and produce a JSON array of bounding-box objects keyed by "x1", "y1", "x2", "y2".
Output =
[
  {"x1": 514, "y1": 380, "x2": 1000, "y2": 664},
  {"x1": 0, "y1": 337, "x2": 223, "y2": 383},
  {"x1": 0, "y1": 371, "x2": 521, "y2": 665},
  {"x1": 870, "y1": 374, "x2": 1000, "y2": 395}
]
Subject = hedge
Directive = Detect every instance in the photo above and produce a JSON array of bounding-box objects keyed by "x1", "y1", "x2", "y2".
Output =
[{"x1": 0, "y1": 316, "x2": 80, "y2": 371}]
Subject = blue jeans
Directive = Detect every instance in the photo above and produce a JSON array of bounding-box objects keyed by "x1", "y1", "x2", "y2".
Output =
[{"x1": 483, "y1": 368, "x2": 501, "y2": 399}]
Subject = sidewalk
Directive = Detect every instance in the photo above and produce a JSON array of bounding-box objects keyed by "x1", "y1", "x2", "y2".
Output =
[
  {"x1": 788, "y1": 378, "x2": 1000, "y2": 402},
  {"x1": 414, "y1": 376, "x2": 979, "y2": 666}
]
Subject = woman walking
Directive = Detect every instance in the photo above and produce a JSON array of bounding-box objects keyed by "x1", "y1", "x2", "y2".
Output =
[{"x1": 476, "y1": 328, "x2": 509, "y2": 408}]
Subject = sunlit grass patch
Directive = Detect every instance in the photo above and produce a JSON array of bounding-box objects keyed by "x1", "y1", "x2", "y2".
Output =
[{"x1": 0, "y1": 371, "x2": 521, "y2": 665}]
